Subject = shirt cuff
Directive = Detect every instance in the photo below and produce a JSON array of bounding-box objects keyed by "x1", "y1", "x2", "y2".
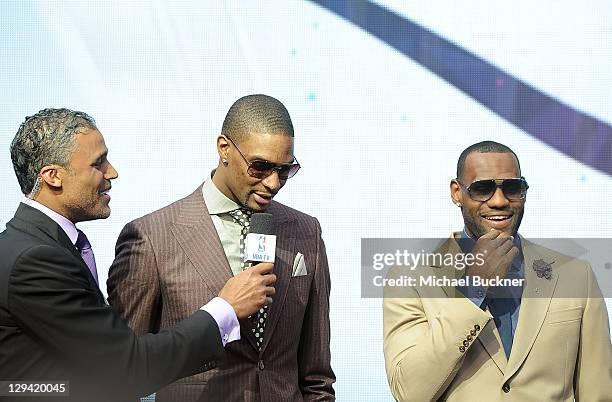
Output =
[{"x1": 200, "y1": 297, "x2": 240, "y2": 346}]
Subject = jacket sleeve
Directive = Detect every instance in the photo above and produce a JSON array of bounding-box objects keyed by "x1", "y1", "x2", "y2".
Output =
[
  {"x1": 298, "y1": 218, "x2": 336, "y2": 401},
  {"x1": 107, "y1": 220, "x2": 162, "y2": 336},
  {"x1": 8, "y1": 242, "x2": 224, "y2": 399},
  {"x1": 383, "y1": 266, "x2": 492, "y2": 402}
]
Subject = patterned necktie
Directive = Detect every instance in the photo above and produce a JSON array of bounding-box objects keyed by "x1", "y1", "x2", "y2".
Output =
[
  {"x1": 229, "y1": 208, "x2": 268, "y2": 348},
  {"x1": 228, "y1": 208, "x2": 252, "y2": 271},
  {"x1": 75, "y1": 229, "x2": 98, "y2": 286}
]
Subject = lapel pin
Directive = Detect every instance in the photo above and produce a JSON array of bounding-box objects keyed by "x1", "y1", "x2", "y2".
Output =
[{"x1": 532, "y1": 259, "x2": 554, "y2": 280}]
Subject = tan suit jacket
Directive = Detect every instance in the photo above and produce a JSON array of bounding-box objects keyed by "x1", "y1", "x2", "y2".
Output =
[
  {"x1": 107, "y1": 185, "x2": 335, "y2": 402},
  {"x1": 383, "y1": 233, "x2": 612, "y2": 401}
]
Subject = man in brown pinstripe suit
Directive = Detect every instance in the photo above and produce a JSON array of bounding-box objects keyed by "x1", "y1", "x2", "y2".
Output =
[{"x1": 107, "y1": 95, "x2": 335, "y2": 402}]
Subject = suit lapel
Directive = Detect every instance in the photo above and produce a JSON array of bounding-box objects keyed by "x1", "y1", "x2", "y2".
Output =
[
  {"x1": 239, "y1": 202, "x2": 293, "y2": 352},
  {"x1": 259, "y1": 218, "x2": 296, "y2": 352},
  {"x1": 476, "y1": 316, "x2": 508, "y2": 373},
  {"x1": 170, "y1": 187, "x2": 233, "y2": 298},
  {"x1": 169, "y1": 186, "x2": 260, "y2": 347},
  {"x1": 439, "y1": 234, "x2": 507, "y2": 373},
  {"x1": 235, "y1": 202, "x2": 296, "y2": 352},
  {"x1": 435, "y1": 236, "x2": 464, "y2": 299},
  {"x1": 503, "y1": 239, "x2": 558, "y2": 382},
  {"x1": 11, "y1": 203, "x2": 105, "y2": 301}
]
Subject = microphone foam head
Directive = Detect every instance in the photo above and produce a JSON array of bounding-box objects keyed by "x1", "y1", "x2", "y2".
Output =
[{"x1": 249, "y1": 213, "x2": 274, "y2": 235}]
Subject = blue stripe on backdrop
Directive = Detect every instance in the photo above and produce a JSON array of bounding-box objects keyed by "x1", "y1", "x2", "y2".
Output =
[{"x1": 309, "y1": 0, "x2": 612, "y2": 176}]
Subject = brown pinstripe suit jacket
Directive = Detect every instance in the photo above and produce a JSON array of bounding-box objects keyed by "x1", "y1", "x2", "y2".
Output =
[{"x1": 107, "y1": 185, "x2": 335, "y2": 402}]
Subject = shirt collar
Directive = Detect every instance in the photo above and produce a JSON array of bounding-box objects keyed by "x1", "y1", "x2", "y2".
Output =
[
  {"x1": 202, "y1": 175, "x2": 240, "y2": 215},
  {"x1": 23, "y1": 198, "x2": 79, "y2": 245}
]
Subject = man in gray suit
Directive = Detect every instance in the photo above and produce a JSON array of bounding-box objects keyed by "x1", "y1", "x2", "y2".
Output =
[{"x1": 108, "y1": 95, "x2": 335, "y2": 401}]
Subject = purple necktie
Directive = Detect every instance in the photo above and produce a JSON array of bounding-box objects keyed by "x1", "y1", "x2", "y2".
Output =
[{"x1": 76, "y1": 229, "x2": 98, "y2": 286}]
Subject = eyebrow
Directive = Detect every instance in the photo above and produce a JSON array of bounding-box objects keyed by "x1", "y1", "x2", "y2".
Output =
[{"x1": 93, "y1": 150, "x2": 108, "y2": 163}]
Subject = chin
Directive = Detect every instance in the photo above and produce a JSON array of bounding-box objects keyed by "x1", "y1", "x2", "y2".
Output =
[
  {"x1": 91, "y1": 206, "x2": 112, "y2": 220},
  {"x1": 483, "y1": 225, "x2": 517, "y2": 237},
  {"x1": 244, "y1": 197, "x2": 267, "y2": 212},
  {"x1": 249, "y1": 203, "x2": 267, "y2": 212}
]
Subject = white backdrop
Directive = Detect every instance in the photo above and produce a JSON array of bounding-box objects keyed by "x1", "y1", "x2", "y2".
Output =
[{"x1": 1, "y1": 1, "x2": 610, "y2": 401}]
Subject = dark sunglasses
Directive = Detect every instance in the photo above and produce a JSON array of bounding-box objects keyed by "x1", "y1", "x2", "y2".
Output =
[
  {"x1": 458, "y1": 177, "x2": 529, "y2": 202},
  {"x1": 226, "y1": 136, "x2": 301, "y2": 180}
]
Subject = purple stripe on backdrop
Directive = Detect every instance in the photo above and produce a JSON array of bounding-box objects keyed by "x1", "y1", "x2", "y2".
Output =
[{"x1": 310, "y1": 0, "x2": 612, "y2": 175}]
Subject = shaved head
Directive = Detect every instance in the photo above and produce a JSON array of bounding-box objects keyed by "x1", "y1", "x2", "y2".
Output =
[
  {"x1": 221, "y1": 94, "x2": 294, "y2": 144},
  {"x1": 457, "y1": 141, "x2": 520, "y2": 181}
]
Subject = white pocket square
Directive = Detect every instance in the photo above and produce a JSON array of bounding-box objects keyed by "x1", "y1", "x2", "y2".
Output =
[{"x1": 292, "y1": 252, "x2": 308, "y2": 277}]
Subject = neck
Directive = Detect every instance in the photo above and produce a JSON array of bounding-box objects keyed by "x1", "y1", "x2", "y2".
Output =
[
  {"x1": 211, "y1": 166, "x2": 241, "y2": 206},
  {"x1": 31, "y1": 192, "x2": 75, "y2": 223}
]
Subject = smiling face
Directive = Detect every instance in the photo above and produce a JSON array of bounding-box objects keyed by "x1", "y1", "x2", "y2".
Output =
[
  {"x1": 57, "y1": 129, "x2": 118, "y2": 222},
  {"x1": 451, "y1": 152, "x2": 525, "y2": 238},
  {"x1": 213, "y1": 132, "x2": 294, "y2": 212}
]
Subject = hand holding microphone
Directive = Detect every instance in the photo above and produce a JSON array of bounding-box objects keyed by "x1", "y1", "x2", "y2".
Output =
[
  {"x1": 219, "y1": 263, "x2": 276, "y2": 319},
  {"x1": 219, "y1": 213, "x2": 277, "y2": 319}
]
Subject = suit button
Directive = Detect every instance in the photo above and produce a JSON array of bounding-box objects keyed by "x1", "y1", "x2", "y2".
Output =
[
  {"x1": 463, "y1": 340, "x2": 469, "y2": 347},
  {"x1": 502, "y1": 383, "x2": 510, "y2": 393},
  {"x1": 258, "y1": 360, "x2": 265, "y2": 370},
  {"x1": 459, "y1": 346, "x2": 465, "y2": 353},
  {"x1": 467, "y1": 335, "x2": 473, "y2": 342},
  {"x1": 470, "y1": 329, "x2": 477, "y2": 336},
  {"x1": 474, "y1": 324, "x2": 480, "y2": 331}
]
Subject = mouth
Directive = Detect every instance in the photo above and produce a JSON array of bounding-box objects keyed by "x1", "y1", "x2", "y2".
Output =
[
  {"x1": 481, "y1": 213, "x2": 513, "y2": 228},
  {"x1": 100, "y1": 187, "x2": 111, "y2": 199},
  {"x1": 252, "y1": 192, "x2": 273, "y2": 205}
]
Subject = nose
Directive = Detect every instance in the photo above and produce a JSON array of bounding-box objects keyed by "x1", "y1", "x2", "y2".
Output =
[
  {"x1": 487, "y1": 186, "x2": 509, "y2": 208},
  {"x1": 261, "y1": 170, "x2": 282, "y2": 192},
  {"x1": 105, "y1": 161, "x2": 119, "y2": 180}
]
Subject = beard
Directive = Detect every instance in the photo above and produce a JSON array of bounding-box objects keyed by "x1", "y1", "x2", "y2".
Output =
[{"x1": 462, "y1": 207, "x2": 524, "y2": 238}]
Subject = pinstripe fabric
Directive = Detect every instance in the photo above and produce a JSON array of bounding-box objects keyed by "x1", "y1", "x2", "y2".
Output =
[{"x1": 107, "y1": 185, "x2": 335, "y2": 402}]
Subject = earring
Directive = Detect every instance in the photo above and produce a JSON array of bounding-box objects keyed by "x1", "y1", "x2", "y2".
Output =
[
  {"x1": 222, "y1": 159, "x2": 228, "y2": 165},
  {"x1": 455, "y1": 202, "x2": 462, "y2": 207}
]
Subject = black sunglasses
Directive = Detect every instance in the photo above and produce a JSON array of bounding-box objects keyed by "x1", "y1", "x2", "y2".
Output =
[
  {"x1": 458, "y1": 177, "x2": 529, "y2": 202},
  {"x1": 226, "y1": 136, "x2": 301, "y2": 180}
]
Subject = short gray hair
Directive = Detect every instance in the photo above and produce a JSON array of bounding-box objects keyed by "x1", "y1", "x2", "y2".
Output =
[{"x1": 10, "y1": 108, "x2": 97, "y2": 197}]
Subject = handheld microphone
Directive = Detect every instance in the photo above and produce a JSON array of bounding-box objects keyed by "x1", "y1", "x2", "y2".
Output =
[{"x1": 244, "y1": 213, "x2": 276, "y2": 263}]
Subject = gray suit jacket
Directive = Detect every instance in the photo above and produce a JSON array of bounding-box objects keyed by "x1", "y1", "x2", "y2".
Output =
[{"x1": 107, "y1": 185, "x2": 335, "y2": 402}]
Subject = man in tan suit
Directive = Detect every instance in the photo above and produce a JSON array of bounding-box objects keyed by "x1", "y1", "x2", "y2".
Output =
[
  {"x1": 383, "y1": 141, "x2": 611, "y2": 401},
  {"x1": 108, "y1": 95, "x2": 335, "y2": 402}
]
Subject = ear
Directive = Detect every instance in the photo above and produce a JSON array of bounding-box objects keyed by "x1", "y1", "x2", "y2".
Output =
[
  {"x1": 450, "y1": 179, "x2": 462, "y2": 207},
  {"x1": 217, "y1": 135, "x2": 231, "y2": 162},
  {"x1": 39, "y1": 165, "x2": 64, "y2": 190}
]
